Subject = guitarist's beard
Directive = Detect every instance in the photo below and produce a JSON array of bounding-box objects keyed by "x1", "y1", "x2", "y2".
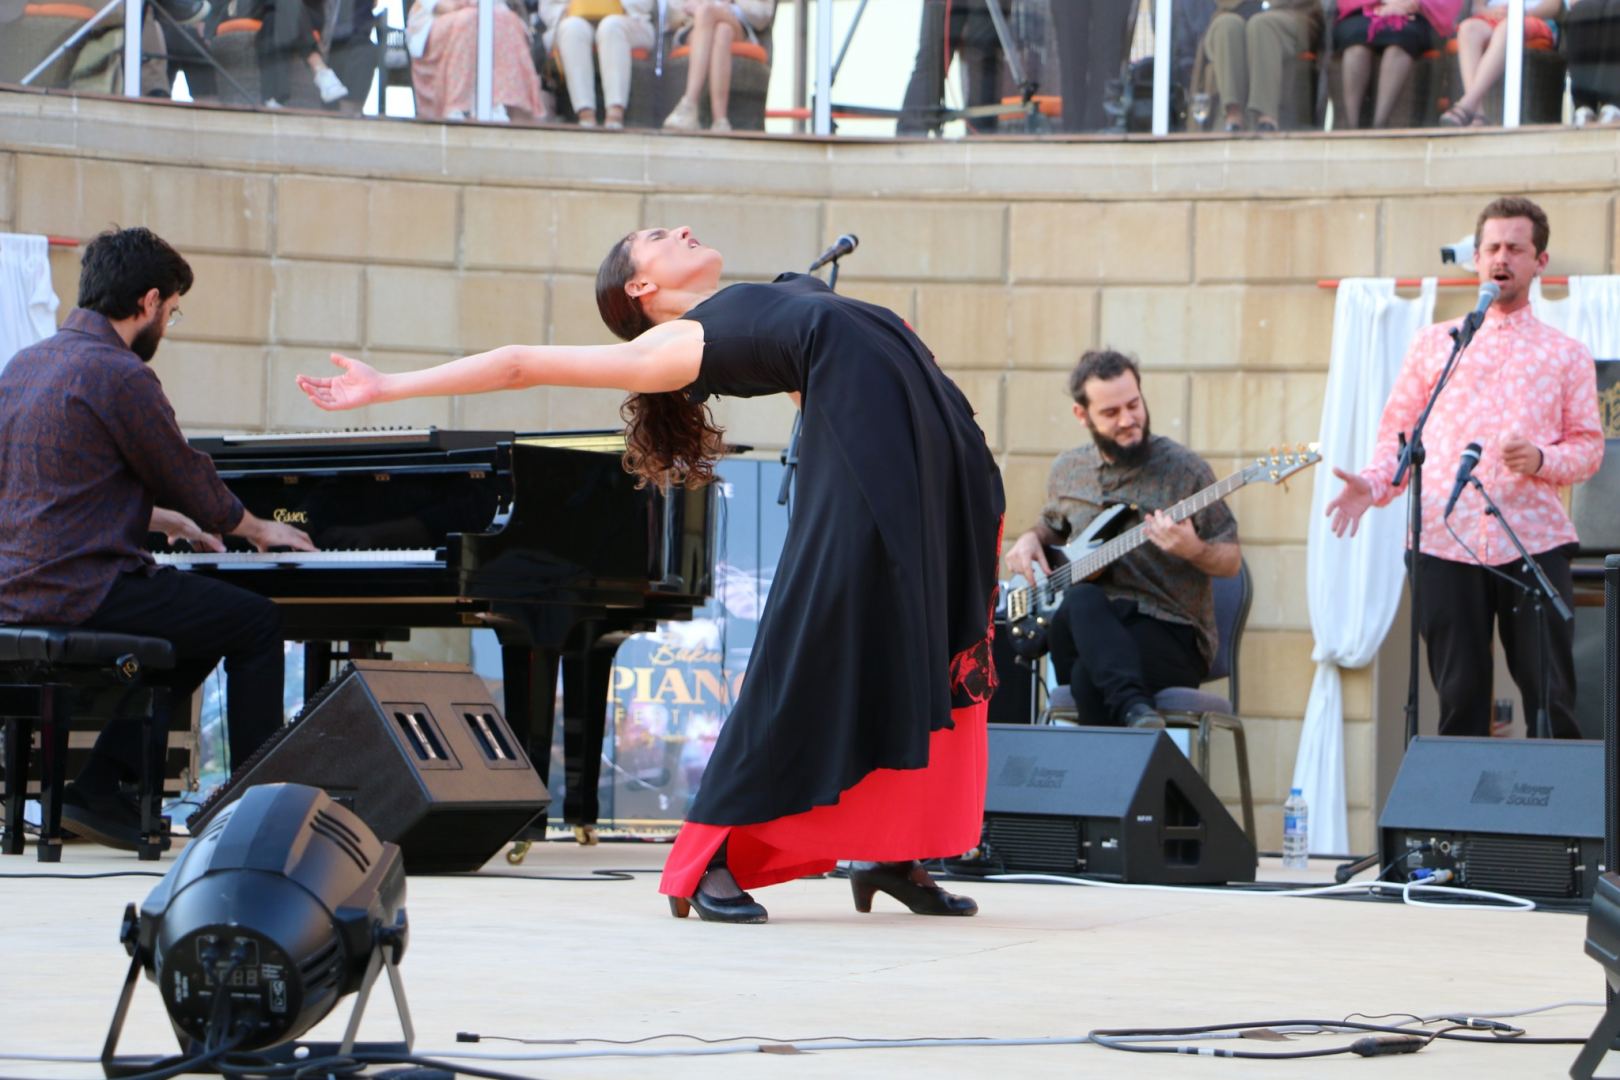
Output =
[{"x1": 1088, "y1": 411, "x2": 1153, "y2": 468}]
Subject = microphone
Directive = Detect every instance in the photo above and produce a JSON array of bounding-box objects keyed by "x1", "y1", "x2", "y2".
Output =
[
  {"x1": 1461, "y1": 280, "x2": 1501, "y2": 331},
  {"x1": 1442, "y1": 441, "x2": 1483, "y2": 518},
  {"x1": 808, "y1": 234, "x2": 858, "y2": 272}
]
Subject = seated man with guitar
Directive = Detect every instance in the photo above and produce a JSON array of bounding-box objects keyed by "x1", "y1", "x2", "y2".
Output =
[{"x1": 1004, "y1": 349, "x2": 1241, "y2": 728}]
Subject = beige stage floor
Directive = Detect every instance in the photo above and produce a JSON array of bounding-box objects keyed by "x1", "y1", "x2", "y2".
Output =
[{"x1": 0, "y1": 839, "x2": 1608, "y2": 1079}]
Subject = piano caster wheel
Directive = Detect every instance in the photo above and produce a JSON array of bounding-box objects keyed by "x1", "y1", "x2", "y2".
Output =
[
  {"x1": 506, "y1": 840, "x2": 531, "y2": 865},
  {"x1": 572, "y1": 824, "x2": 599, "y2": 847}
]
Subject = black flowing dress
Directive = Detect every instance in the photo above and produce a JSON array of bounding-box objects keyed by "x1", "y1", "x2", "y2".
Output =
[{"x1": 658, "y1": 273, "x2": 1005, "y2": 896}]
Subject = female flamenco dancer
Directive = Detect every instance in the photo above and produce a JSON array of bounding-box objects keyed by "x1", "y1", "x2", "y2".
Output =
[{"x1": 297, "y1": 225, "x2": 1005, "y2": 923}]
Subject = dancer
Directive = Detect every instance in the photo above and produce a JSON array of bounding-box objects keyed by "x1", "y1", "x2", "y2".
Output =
[{"x1": 298, "y1": 225, "x2": 1005, "y2": 923}]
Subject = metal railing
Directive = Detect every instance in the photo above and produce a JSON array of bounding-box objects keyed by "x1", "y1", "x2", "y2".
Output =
[{"x1": 7, "y1": 0, "x2": 1554, "y2": 135}]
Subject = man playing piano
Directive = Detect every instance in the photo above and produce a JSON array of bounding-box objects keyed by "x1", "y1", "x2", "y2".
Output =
[{"x1": 0, "y1": 227, "x2": 315, "y2": 850}]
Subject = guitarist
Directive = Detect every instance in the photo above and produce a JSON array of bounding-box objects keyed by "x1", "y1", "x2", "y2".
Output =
[{"x1": 1005, "y1": 349, "x2": 1242, "y2": 727}]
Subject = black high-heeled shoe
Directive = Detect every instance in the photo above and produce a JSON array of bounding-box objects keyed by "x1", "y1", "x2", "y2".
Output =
[
  {"x1": 668, "y1": 868, "x2": 768, "y2": 924},
  {"x1": 848, "y1": 860, "x2": 978, "y2": 916}
]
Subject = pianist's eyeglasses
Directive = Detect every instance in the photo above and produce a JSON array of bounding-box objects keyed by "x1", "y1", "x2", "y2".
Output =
[{"x1": 166, "y1": 307, "x2": 184, "y2": 329}]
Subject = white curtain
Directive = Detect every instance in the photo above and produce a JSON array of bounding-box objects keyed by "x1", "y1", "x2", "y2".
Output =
[
  {"x1": 1295, "y1": 278, "x2": 1437, "y2": 854},
  {"x1": 0, "y1": 233, "x2": 59, "y2": 375},
  {"x1": 1530, "y1": 276, "x2": 1620, "y2": 357}
]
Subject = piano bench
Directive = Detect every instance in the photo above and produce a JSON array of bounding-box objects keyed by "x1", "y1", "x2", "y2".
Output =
[{"x1": 0, "y1": 627, "x2": 176, "y2": 862}]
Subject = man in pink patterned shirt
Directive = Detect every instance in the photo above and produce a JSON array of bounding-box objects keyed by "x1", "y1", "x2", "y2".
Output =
[{"x1": 1325, "y1": 196, "x2": 1603, "y2": 739}]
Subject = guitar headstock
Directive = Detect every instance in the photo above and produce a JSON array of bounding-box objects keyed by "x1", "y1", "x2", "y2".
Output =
[{"x1": 1243, "y1": 442, "x2": 1322, "y2": 486}]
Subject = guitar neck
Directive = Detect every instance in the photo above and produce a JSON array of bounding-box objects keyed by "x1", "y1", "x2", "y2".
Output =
[{"x1": 1067, "y1": 472, "x2": 1246, "y2": 582}]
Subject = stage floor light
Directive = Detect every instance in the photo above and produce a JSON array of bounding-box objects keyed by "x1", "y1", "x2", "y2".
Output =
[{"x1": 102, "y1": 783, "x2": 414, "y2": 1076}]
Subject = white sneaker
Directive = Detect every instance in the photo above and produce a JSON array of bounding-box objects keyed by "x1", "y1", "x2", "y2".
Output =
[
  {"x1": 1575, "y1": 105, "x2": 1596, "y2": 127},
  {"x1": 491, "y1": 103, "x2": 510, "y2": 123},
  {"x1": 709, "y1": 116, "x2": 731, "y2": 133},
  {"x1": 314, "y1": 66, "x2": 348, "y2": 104},
  {"x1": 445, "y1": 109, "x2": 467, "y2": 121},
  {"x1": 1602, "y1": 104, "x2": 1620, "y2": 125},
  {"x1": 662, "y1": 96, "x2": 699, "y2": 131},
  {"x1": 262, "y1": 98, "x2": 282, "y2": 109}
]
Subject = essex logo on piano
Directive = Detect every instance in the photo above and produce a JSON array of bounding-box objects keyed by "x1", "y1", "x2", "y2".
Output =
[{"x1": 272, "y1": 509, "x2": 310, "y2": 524}]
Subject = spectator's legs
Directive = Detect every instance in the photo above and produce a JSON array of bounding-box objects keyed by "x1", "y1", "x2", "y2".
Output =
[
  {"x1": 1455, "y1": 17, "x2": 1508, "y2": 116},
  {"x1": 1202, "y1": 11, "x2": 1248, "y2": 129},
  {"x1": 1338, "y1": 44, "x2": 1373, "y2": 129},
  {"x1": 707, "y1": 18, "x2": 736, "y2": 126},
  {"x1": 556, "y1": 14, "x2": 599, "y2": 122},
  {"x1": 897, "y1": 0, "x2": 950, "y2": 135},
  {"x1": 1567, "y1": 0, "x2": 1605, "y2": 110},
  {"x1": 1245, "y1": 9, "x2": 1306, "y2": 128},
  {"x1": 492, "y1": 6, "x2": 544, "y2": 121},
  {"x1": 596, "y1": 12, "x2": 650, "y2": 123},
  {"x1": 1371, "y1": 44, "x2": 1414, "y2": 127}
]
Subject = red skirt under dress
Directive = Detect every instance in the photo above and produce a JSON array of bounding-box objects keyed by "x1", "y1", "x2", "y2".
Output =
[{"x1": 658, "y1": 698, "x2": 988, "y2": 897}]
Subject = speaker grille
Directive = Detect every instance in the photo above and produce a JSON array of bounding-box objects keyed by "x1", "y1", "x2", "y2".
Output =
[
  {"x1": 1464, "y1": 835, "x2": 1577, "y2": 898},
  {"x1": 984, "y1": 814, "x2": 1083, "y2": 872}
]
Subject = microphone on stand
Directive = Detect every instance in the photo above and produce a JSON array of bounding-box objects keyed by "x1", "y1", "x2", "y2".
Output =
[
  {"x1": 1442, "y1": 441, "x2": 1483, "y2": 518},
  {"x1": 808, "y1": 234, "x2": 859, "y2": 272},
  {"x1": 1459, "y1": 280, "x2": 1501, "y2": 336}
]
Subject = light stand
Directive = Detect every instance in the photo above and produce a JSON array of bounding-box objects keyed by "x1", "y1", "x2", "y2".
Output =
[
  {"x1": 1465, "y1": 473, "x2": 1574, "y2": 740},
  {"x1": 101, "y1": 783, "x2": 413, "y2": 1077}
]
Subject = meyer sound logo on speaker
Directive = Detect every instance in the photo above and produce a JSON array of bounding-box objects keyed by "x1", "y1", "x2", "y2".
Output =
[
  {"x1": 995, "y1": 755, "x2": 1067, "y2": 789},
  {"x1": 1470, "y1": 769, "x2": 1554, "y2": 807}
]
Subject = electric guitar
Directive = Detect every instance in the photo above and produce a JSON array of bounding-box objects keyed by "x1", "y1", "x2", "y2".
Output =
[{"x1": 1000, "y1": 444, "x2": 1321, "y2": 662}]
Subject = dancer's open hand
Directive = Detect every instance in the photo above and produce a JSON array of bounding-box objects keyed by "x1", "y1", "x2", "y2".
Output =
[{"x1": 297, "y1": 354, "x2": 385, "y2": 412}]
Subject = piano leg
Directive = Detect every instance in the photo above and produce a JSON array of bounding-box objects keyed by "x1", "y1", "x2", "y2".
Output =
[
  {"x1": 502, "y1": 642, "x2": 559, "y2": 839},
  {"x1": 303, "y1": 642, "x2": 333, "y2": 704},
  {"x1": 560, "y1": 638, "x2": 614, "y2": 835}
]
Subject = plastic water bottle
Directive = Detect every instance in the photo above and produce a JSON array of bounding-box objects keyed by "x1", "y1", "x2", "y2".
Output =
[{"x1": 1282, "y1": 787, "x2": 1310, "y2": 870}]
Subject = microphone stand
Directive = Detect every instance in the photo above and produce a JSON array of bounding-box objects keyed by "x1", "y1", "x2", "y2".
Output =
[
  {"x1": 776, "y1": 254, "x2": 845, "y2": 512},
  {"x1": 1465, "y1": 474, "x2": 1575, "y2": 740},
  {"x1": 1392, "y1": 310, "x2": 1487, "y2": 748}
]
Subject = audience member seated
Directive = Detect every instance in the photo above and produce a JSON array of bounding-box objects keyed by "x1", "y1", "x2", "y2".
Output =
[
  {"x1": 1334, "y1": 0, "x2": 1464, "y2": 128},
  {"x1": 540, "y1": 0, "x2": 655, "y2": 128},
  {"x1": 895, "y1": 0, "x2": 1009, "y2": 137},
  {"x1": 1201, "y1": 0, "x2": 1323, "y2": 131},
  {"x1": 662, "y1": 0, "x2": 774, "y2": 132},
  {"x1": 407, "y1": 0, "x2": 546, "y2": 121},
  {"x1": 0, "y1": 228, "x2": 313, "y2": 850},
  {"x1": 1565, "y1": 0, "x2": 1620, "y2": 124},
  {"x1": 246, "y1": 0, "x2": 353, "y2": 106},
  {"x1": 1442, "y1": 0, "x2": 1562, "y2": 125},
  {"x1": 316, "y1": 0, "x2": 385, "y2": 114}
]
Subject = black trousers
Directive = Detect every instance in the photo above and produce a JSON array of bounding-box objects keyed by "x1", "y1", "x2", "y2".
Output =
[
  {"x1": 1050, "y1": 0, "x2": 1135, "y2": 132},
  {"x1": 1048, "y1": 583, "x2": 1207, "y2": 726},
  {"x1": 77, "y1": 568, "x2": 284, "y2": 789},
  {"x1": 1414, "y1": 547, "x2": 1579, "y2": 739},
  {"x1": 1566, "y1": 0, "x2": 1620, "y2": 109},
  {"x1": 897, "y1": 0, "x2": 1009, "y2": 135}
]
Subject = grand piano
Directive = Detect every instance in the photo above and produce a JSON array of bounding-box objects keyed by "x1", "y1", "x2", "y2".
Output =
[{"x1": 154, "y1": 427, "x2": 716, "y2": 841}]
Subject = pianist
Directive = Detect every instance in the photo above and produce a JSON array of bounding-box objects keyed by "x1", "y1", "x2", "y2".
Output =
[{"x1": 0, "y1": 227, "x2": 315, "y2": 851}]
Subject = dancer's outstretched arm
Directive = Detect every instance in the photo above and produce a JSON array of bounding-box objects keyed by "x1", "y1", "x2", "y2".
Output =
[{"x1": 296, "y1": 319, "x2": 704, "y2": 411}]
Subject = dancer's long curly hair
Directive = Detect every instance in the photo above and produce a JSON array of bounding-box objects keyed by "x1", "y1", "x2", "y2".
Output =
[{"x1": 596, "y1": 235, "x2": 727, "y2": 490}]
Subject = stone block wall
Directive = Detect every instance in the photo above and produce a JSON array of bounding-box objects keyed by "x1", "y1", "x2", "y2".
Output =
[{"x1": 6, "y1": 91, "x2": 1617, "y2": 851}]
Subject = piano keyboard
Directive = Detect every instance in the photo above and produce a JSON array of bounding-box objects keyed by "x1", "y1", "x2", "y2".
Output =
[{"x1": 153, "y1": 549, "x2": 442, "y2": 566}]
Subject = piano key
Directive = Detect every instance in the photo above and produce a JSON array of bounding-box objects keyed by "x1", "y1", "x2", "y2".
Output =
[{"x1": 154, "y1": 549, "x2": 442, "y2": 566}]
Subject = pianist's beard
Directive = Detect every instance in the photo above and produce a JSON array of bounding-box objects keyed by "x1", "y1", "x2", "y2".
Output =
[{"x1": 131, "y1": 314, "x2": 163, "y2": 363}]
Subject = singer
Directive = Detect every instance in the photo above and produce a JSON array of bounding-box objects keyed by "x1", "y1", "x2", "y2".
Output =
[
  {"x1": 1325, "y1": 197, "x2": 1603, "y2": 738},
  {"x1": 296, "y1": 225, "x2": 1006, "y2": 924}
]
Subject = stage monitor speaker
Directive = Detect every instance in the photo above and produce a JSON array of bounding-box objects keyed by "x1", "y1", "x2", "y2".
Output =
[
  {"x1": 188, "y1": 661, "x2": 548, "y2": 873},
  {"x1": 1379, "y1": 735, "x2": 1602, "y2": 901},
  {"x1": 969, "y1": 723, "x2": 1256, "y2": 884}
]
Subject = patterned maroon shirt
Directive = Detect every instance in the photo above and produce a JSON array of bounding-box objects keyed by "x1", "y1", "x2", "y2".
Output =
[{"x1": 0, "y1": 309, "x2": 244, "y2": 625}]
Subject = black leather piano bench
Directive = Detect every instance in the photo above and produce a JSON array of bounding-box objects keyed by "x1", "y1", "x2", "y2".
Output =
[{"x1": 0, "y1": 627, "x2": 176, "y2": 862}]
